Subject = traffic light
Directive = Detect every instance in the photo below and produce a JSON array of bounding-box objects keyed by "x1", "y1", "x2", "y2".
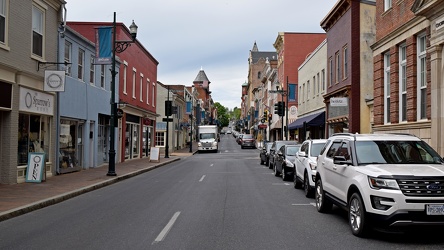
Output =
[
  {"x1": 278, "y1": 101, "x2": 285, "y2": 116},
  {"x1": 165, "y1": 100, "x2": 172, "y2": 116},
  {"x1": 264, "y1": 110, "x2": 268, "y2": 122},
  {"x1": 274, "y1": 103, "x2": 279, "y2": 114}
]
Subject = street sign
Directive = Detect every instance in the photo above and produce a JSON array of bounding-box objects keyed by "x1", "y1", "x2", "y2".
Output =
[{"x1": 162, "y1": 118, "x2": 173, "y2": 122}]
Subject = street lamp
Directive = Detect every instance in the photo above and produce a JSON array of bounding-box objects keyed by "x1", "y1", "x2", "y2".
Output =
[{"x1": 107, "y1": 12, "x2": 138, "y2": 176}]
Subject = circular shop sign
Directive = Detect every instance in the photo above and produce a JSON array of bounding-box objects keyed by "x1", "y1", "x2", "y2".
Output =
[{"x1": 46, "y1": 73, "x2": 63, "y2": 89}]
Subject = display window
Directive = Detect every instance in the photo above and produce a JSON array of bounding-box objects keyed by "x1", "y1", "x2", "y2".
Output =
[
  {"x1": 18, "y1": 114, "x2": 50, "y2": 165},
  {"x1": 59, "y1": 120, "x2": 83, "y2": 171},
  {"x1": 142, "y1": 126, "x2": 152, "y2": 157},
  {"x1": 125, "y1": 123, "x2": 140, "y2": 159}
]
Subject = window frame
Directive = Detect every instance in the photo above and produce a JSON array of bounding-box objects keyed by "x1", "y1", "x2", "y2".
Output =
[
  {"x1": 78, "y1": 48, "x2": 85, "y2": 81},
  {"x1": 140, "y1": 73, "x2": 143, "y2": 102},
  {"x1": 31, "y1": 3, "x2": 45, "y2": 58},
  {"x1": 0, "y1": 0, "x2": 9, "y2": 48},
  {"x1": 399, "y1": 43, "x2": 407, "y2": 122},
  {"x1": 64, "y1": 40, "x2": 72, "y2": 76},
  {"x1": 417, "y1": 33, "x2": 427, "y2": 120},
  {"x1": 384, "y1": 52, "x2": 391, "y2": 124},
  {"x1": 329, "y1": 57, "x2": 333, "y2": 87},
  {"x1": 123, "y1": 61, "x2": 128, "y2": 95},
  {"x1": 89, "y1": 55, "x2": 95, "y2": 84},
  {"x1": 384, "y1": 0, "x2": 392, "y2": 12},
  {"x1": 100, "y1": 65, "x2": 105, "y2": 89},
  {"x1": 343, "y1": 46, "x2": 348, "y2": 79},
  {"x1": 335, "y1": 51, "x2": 340, "y2": 84},
  {"x1": 132, "y1": 68, "x2": 136, "y2": 99}
]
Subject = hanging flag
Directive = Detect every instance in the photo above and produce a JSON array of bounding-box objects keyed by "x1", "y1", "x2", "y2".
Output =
[
  {"x1": 95, "y1": 27, "x2": 112, "y2": 64},
  {"x1": 288, "y1": 84, "x2": 297, "y2": 102},
  {"x1": 186, "y1": 101, "x2": 191, "y2": 114}
]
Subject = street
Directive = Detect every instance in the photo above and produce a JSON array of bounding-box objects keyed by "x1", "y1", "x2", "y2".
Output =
[{"x1": 0, "y1": 134, "x2": 443, "y2": 249}]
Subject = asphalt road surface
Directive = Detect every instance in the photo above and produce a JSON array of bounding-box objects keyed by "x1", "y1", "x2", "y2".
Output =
[{"x1": 0, "y1": 133, "x2": 443, "y2": 249}]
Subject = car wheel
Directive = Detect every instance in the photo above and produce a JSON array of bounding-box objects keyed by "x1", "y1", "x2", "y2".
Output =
[
  {"x1": 268, "y1": 161, "x2": 273, "y2": 169},
  {"x1": 282, "y1": 166, "x2": 288, "y2": 181},
  {"x1": 304, "y1": 172, "x2": 313, "y2": 198},
  {"x1": 349, "y1": 193, "x2": 369, "y2": 237},
  {"x1": 274, "y1": 164, "x2": 280, "y2": 177},
  {"x1": 294, "y1": 172, "x2": 302, "y2": 189},
  {"x1": 315, "y1": 178, "x2": 332, "y2": 213},
  {"x1": 260, "y1": 158, "x2": 264, "y2": 165}
]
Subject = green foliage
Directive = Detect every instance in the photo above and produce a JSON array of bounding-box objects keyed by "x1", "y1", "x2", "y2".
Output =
[{"x1": 214, "y1": 102, "x2": 229, "y2": 127}]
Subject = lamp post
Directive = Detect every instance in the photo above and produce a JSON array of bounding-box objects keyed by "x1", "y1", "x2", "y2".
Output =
[{"x1": 107, "y1": 12, "x2": 138, "y2": 176}]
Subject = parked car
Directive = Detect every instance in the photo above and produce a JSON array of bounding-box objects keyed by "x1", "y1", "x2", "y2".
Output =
[
  {"x1": 315, "y1": 133, "x2": 444, "y2": 237},
  {"x1": 268, "y1": 140, "x2": 299, "y2": 170},
  {"x1": 240, "y1": 134, "x2": 256, "y2": 149},
  {"x1": 273, "y1": 144, "x2": 301, "y2": 181},
  {"x1": 260, "y1": 142, "x2": 273, "y2": 165},
  {"x1": 294, "y1": 139, "x2": 328, "y2": 197}
]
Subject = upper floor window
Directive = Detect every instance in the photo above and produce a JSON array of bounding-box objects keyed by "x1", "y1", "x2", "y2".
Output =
[
  {"x1": 417, "y1": 34, "x2": 427, "y2": 120},
  {"x1": 317, "y1": 73, "x2": 320, "y2": 94},
  {"x1": 32, "y1": 4, "x2": 44, "y2": 57},
  {"x1": 307, "y1": 80, "x2": 310, "y2": 100},
  {"x1": 146, "y1": 79, "x2": 150, "y2": 105},
  {"x1": 140, "y1": 74, "x2": 143, "y2": 102},
  {"x1": 0, "y1": 0, "x2": 8, "y2": 45},
  {"x1": 384, "y1": 52, "x2": 391, "y2": 124},
  {"x1": 399, "y1": 44, "x2": 407, "y2": 122},
  {"x1": 132, "y1": 68, "x2": 136, "y2": 99},
  {"x1": 78, "y1": 49, "x2": 84, "y2": 81},
  {"x1": 343, "y1": 46, "x2": 348, "y2": 79},
  {"x1": 123, "y1": 61, "x2": 128, "y2": 94},
  {"x1": 321, "y1": 69, "x2": 325, "y2": 91},
  {"x1": 152, "y1": 82, "x2": 155, "y2": 107},
  {"x1": 335, "y1": 52, "x2": 340, "y2": 83},
  {"x1": 100, "y1": 65, "x2": 105, "y2": 88},
  {"x1": 89, "y1": 55, "x2": 95, "y2": 84},
  {"x1": 384, "y1": 0, "x2": 392, "y2": 11},
  {"x1": 257, "y1": 71, "x2": 261, "y2": 79},
  {"x1": 64, "y1": 41, "x2": 72, "y2": 76},
  {"x1": 329, "y1": 57, "x2": 333, "y2": 87}
]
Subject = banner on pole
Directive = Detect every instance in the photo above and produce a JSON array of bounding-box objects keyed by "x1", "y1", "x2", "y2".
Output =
[{"x1": 95, "y1": 27, "x2": 112, "y2": 64}]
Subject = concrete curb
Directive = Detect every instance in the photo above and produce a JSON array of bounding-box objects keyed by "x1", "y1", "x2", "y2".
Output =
[{"x1": 0, "y1": 158, "x2": 180, "y2": 222}]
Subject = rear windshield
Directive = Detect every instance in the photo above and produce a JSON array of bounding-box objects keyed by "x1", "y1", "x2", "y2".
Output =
[{"x1": 243, "y1": 135, "x2": 254, "y2": 139}]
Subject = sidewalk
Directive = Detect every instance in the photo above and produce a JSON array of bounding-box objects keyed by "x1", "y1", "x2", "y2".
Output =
[{"x1": 0, "y1": 142, "x2": 198, "y2": 222}]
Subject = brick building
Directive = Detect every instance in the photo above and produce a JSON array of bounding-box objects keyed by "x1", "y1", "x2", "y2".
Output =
[
  {"x1": 321, "y1": 0, "x2": 376, "y2": 136},
  {"x1": 371, "y1": 0, "x2": 432, "y2": 146}
]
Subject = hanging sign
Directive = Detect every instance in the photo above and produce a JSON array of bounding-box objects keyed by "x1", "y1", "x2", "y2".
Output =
[{"x1": 44, "y1": 70, "x2": 65, "y2": 92}]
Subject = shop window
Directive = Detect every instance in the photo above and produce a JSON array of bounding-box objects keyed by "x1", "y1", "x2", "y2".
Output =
[
  {"x1": 18, "y1": 114, "x2": 50, "y2": 165},
  {"x1": 155, "y1": 132, "x2": 165, "y2": 147},
  {"x1": 59, "y1": 120, "x2": 81, "y2": 171}
]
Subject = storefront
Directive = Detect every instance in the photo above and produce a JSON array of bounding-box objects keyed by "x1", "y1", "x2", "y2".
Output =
[
  {"x1": 124, "y1": 114, "x2": 141, "y2": 160},
  {"x1": 17, "y1": 87, "x2": 54, "y2": 182},
  {"x1": 142, "y1": 118, "x2": 154, "y2": 157},
  {"x1": 58, "y1": 119, "x2": 83, "y2": 174}
]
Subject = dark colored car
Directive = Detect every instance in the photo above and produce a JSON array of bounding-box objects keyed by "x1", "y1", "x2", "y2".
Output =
[
  {"x1": 260, "y1": 142, "x2": 273, "y2": 165},
  {"x1": 268, "y1": 140, "x2": 299, "y2": 170},
  {"x1": 240, "y1": 134, "x2": 256, "y2": 149},
  {"x1": 274, "y1": 144, "x2": 301, "y2": 181}
]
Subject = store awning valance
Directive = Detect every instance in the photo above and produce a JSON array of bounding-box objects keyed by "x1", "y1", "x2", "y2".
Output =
[{"x1": 288, "y1": 112, "x2": 325, "y2": 130}]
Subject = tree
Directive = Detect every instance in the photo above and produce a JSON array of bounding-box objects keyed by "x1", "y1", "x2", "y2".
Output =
[{"x1": 214, "y1": 102, "x2": 229, "y2": 127}]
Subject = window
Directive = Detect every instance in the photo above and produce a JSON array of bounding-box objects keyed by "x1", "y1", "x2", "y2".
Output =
[
  {"x1": 100, "y1": 65, "x2": 105, "y2": 88},
  {"x1": 155, "y1": 132, "x2": 165, "y2": 146},
  {"x1": 146, "y1": 79, "x2": 150, "y2": 104},
  {"x1": 399, "y1": 44, "x2": 407, "y2": 122},
  {"x1": 299, "y1": 85, "x2": 302, "y2": 105},
  {"x1": 384, "y1": 0, "x2": 392, "y2": 11},
  {"x1": 313, "y1": 76, "x2": 316, "y2": 97},
  {"x1": 343, "y1": 46, "x2": 348, "y2": 79},
  {"x1": 384, "y1": 52, "x2": 391, "y2": 124},
  {"x1": 307, "y1": 80, "x2": 310, "y2": 100},
  {"x1": 123, "y1": 61, "x2": 128, "y2": 94},
  {"x1": 64, "y1": 41, "x2": 72, "y2": 76},
  {"x1": 417, "y1": 34, "x2": 427, "y2": 120},
  {"x1": 89, "y1": 56, "x2": 95, "y2": 84},
  {"x1": 335, "y1": 52, "x2": 340, "y2": 83},
  {"x1": 132, "y1": 68, "x2": 136, "y2": 98},
  {"x1": 302, "y1": 83, "x2": 305, "y2": 102},
  {"x1": 317, "y1": 73, "x2": 320, "y2": 94},
  {"x1": 140, "y1": 74, "x2": 143, "y2": 102},
  {"x1": 32, "y1": 5, "x2": 44, "y2": 57},
  {"x1": 329, "y1": 57, "x2": 333, "y2": 87},
  {"x1": 78, "y1": 49, "x2": 84, "y2": 81},
  {"x1": 18, "y1": 114, "x2": 51, "y2": 165},
  {"x1": 258, "y1": 72, "x2": 261, "y2": 79},
  {"x1": 152, "y1": 82, "x2": 155, "y2": 107},
  {"x1": 0, "y1": 0, "x2": 7, "y2": 45},
  {"x1": 322, "y1": 69, "x2": 325, "y2": 91}
]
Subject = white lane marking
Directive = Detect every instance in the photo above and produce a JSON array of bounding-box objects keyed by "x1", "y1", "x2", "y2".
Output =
[
  {"x1": 199, "y1": 175, "x2": 206, "y2": 182},
  {"x1": 210, "y1": 164, "x2": 214, "y2": 167},
  {"x1": 153, "y1": 211, "x2": 181, "y2": 243},
  {"x1": 292, "y1": 203, "x2": 314, "y2": 206}
]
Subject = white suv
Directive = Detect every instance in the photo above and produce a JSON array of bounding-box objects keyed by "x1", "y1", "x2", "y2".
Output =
[
  {"x1": 315, "y1": 133, "x2": 444, "y2": 237},
  {"x1": 294, "y1": 139, "x2": 327, "y2": 197}
]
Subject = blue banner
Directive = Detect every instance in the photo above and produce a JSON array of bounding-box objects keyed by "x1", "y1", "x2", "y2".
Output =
[
  {"x1": 186, "y1": 101, "x2": 191, "y2": 114},
  {"x1": 95, "y1": 27, "x2": 112, "y2": 64},
  {"x1": 288, "y1": 84, "x2": 297, "y2": 102}
]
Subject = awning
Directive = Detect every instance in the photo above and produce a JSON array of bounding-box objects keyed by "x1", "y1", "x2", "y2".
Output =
[{"x1": 288, "y1": 112, "x2": 325, "y2": 130}]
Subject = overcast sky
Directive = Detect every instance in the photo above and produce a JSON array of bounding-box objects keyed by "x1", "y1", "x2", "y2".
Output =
[{"x1": 65, "y1": 0, "x2": 338, "y2": 110}]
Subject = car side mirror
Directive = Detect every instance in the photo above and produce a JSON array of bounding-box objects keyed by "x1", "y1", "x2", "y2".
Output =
[{"x1": 334, "y1": 155, "x2": 352, "y2": 165}]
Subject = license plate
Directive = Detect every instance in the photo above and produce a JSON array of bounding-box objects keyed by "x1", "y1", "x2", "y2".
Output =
[{"x1": 426, "y1": 204, "x2": 444, "y2": 215}]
